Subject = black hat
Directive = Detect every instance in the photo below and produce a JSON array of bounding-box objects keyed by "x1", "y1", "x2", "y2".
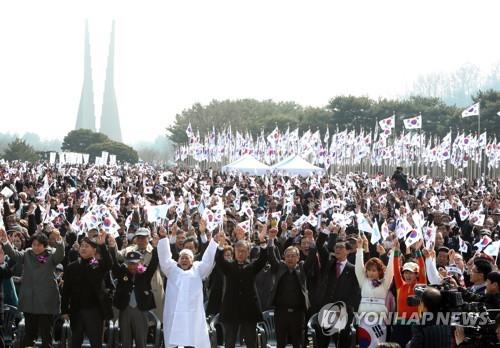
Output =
[{"x1": 125, "y1": 251, "x2": 142, "y2": 263}]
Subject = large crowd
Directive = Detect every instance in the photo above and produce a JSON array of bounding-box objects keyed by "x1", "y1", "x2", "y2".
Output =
[{"x1": 0, "y1": 161, "x2": 499, "y2": 348}]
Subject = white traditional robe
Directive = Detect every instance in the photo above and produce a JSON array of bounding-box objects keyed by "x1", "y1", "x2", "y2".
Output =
[{"x1": 158, "y1": 237, "x2": 218, "y2": 348}]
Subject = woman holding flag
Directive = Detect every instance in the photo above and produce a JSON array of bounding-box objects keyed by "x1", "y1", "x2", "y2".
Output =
[{"x1": 354, "y1": 234, "x2": 395, "y2": 348}]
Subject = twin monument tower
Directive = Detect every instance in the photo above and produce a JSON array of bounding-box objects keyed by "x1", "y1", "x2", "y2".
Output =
[{"x1": 75, "y1": 21, "x2": 122, "y2": 142}]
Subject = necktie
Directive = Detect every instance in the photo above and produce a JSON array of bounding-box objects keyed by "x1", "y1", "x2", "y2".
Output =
[
  {"x1": 129, "y1": 275, "x2": 137, "y2": 308},
  {"x1": 129, "y1": 287, "x2": 137, "y2": 308},
  {"x1": 336, "y1": 261, "x2": 342, "y2": 278}
]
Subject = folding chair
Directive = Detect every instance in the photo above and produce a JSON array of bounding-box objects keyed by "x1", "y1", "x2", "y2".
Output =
[
  {"x1": 17, "y1": 314, "x2": 67, "y2": 348},
  {"x1": 2, "y1": 305, "x2": 22, "y2": 348}
]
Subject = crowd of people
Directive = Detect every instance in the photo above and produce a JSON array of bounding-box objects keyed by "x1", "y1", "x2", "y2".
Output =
[{"x1": 0, "y1": 160, "x2": 499, "y2": 348}]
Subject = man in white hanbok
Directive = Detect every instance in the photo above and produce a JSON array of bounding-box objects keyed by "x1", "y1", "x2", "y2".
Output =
[{"x1": 158, "y1": 230, "x2": 221, "y2": 348}]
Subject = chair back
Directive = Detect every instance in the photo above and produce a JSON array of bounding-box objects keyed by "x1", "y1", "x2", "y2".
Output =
[
  {"x1": 2, "y1": 305, "x2": 22, "y2": 346},
  {"x1": 261, "y1": 310, "x2": 276, "y2": 343}
]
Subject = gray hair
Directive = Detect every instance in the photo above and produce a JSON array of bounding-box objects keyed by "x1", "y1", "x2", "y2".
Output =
[{"x1": 234, "y1": 240, "x2": 250, "y2": 251}]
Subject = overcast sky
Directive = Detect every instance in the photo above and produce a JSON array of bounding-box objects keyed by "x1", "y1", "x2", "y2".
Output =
[{"x1": 0, "y1": 0, "x2": 499, "y2": 143}]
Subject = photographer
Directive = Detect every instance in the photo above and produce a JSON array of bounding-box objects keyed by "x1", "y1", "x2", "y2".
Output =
[
  {"x1": 408, "y1": 287, "x2": 452, "y2": 348},
  {"x1": 440, "y1": 269, "x2": 500, "y2": 347},
  {"x1": 454, "y1": 313, "x2": 500, "y2": 347},
  {"x1": 459, "y1": 271, "x2": 500, "y2": 320}
]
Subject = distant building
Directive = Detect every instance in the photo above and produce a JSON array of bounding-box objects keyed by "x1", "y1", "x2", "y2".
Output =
[
  {"x1": 99, "y1": 21, "x2": 122, "y2": 142},
  {"x1": 75, "y1": 21, "x2": 96, "y2": 132},
  {"x1": 75, "y1": 21, "x2": 122, "y2": 142}
]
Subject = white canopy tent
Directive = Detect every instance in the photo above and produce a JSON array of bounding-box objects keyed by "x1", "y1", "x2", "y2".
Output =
[
  {"x1": 221, "y1": 154, "x2": 271, "y2": 175},
  {"x1": 271, "y1": 155, "x2": 325, "y2": 176}
]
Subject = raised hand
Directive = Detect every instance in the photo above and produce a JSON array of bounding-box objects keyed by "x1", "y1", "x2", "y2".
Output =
[
  {"x1": 152, "y1": 234, "x2": 160, "y2": 247},
  {"x1": 392, "y1": 238, "x2": 400, "y2": 251},
  {"x1": 268, "y1": 227, "x2": 278, "y2": 240},
  {"x1": 412, "y1": 239, "x2": 423, "y2": 250},
  {"x1": 199, "y1": 218, "x2": 207, "y2": 233},
  {"x1": 0, "y1": 227, "x2": 7, "y2": 243},
  {"x1": 214, "y1": 230, "x2": 225, "y2": 244},
  {"x1": 258, "y1": 223, "x2": 267, "y2": 243},
  {"x1": 376, "y1": 243, "x2": 386, "y2": 255},
  {"x1": 361, "y1": 233, "x2": 368, "y2": 247},
  {"x1": 50, "y1": 229, "x2": 62, "y2": 243},
  {"x1": 158, "y1": 226, "x2": 167, "y2": 238},
  {"x1": 329, "y1": 222, "x2": 340, "y2": 234},
  {"x1": 107, "y1": 235, "x2": 116, "y2": 248},
  {"x1": 429, "y1": 248, "x2": 436, "y2": 259},
  {"x1": 422, "y1": 248, "x2": 430, "y2": 259},
  {"x1": 96, "y1": 230, "x2": 107, "y2": 245},
  {"x1": 356, "y1": 236, "x2": 363, "y2": 249}
]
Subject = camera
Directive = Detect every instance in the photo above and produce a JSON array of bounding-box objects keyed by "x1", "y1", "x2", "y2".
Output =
[{"x1": 407, "y1": 282, "x2": 496, "y2": 341}]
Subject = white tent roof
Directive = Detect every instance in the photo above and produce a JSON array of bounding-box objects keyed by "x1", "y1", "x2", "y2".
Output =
[
  {"x1": 222, "y1": 154, "x2": 271, "y2": 175},
  {"x1": 271, "y1": 155, "x2": 325, "y2": 176}
]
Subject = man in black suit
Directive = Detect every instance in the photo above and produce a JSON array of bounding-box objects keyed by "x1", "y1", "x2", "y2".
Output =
[
  {"x1": 315, "y1": 230, "x2": 361, "y2": 348},
  {"x1": 391, "y1": 166, "x2": 408, "y2": 191},
  {"x1": 61, "y1": 231, "x2": 113, "y2": 348},
  {"x1": 215, "y1": 231, "x2": 268, "y2": 348},
  {"x1": 468, "y1": 258, "x2": 492, "y2": 295},
  {"x1": 112, "y1": 247, "x2": 159, "y2": 348},
  {"x1": 268, "y1": 234, "x2": 313, "y2": 348}
]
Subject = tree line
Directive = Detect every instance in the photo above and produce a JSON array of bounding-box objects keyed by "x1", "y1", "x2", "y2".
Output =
[
  {"x1": 1, "y1": 130, "x2": 139, "y2": 164},
  {"x1": 167, "y1": 90, "x2": 500, "y2": 144}
]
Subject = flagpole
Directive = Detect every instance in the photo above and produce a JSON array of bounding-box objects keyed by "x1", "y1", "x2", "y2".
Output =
[
  {"x1": 419, "y1": 112, "x2": 423, "y2": 177},
  {"x1": 392, "y1": 111, "x2": 396, "y2": 173},
  {"x1": 477, "y1": 99, "x2": 481, "y2": 179}
]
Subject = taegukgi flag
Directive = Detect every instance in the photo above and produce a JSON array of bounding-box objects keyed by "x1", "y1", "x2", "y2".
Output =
[
  {"x1": 403, "y1": 115, "x2": 422, "y2": 130},
  {"x1": 461, "y1": 102, "x2": 480, "y2": 118},
  {"x1": 379, "y1": 115, "x2": 395, "y2": 130}
]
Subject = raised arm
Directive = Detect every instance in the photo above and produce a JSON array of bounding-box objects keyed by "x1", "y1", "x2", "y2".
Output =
[
  {"x1": 423, "y1": 249, "x2": 442, "y2": 285},
  {"x1": 144, "y1": 247, "x2": 159, "y2": 282},
  {"x1": 416, "y1": 250, "x2": 427, "y2": 284},
  {"x1": 51, "y1": 240, "x2": 65, "y2": 265},
  {"x1": 157, "y1": 237, "x2": 177, "y2": 277},
  {"x1": 355, "y1": 246, "x2": 366, "y2": 285},
  {"x1": 268, "y1": 239, "x2": 281, "y2": 273},
  {"x1": 382, "y1": 250, "x2": 395, "y2": 289},
  {"x1": 393, "y1": 239, "x2": 404, "y2": 288},
  {"x1": 1, "y1": 241, "x2": 24, "y2": 265},
  {"x1": 316, "y1": 230, "x2": 330, "y2": 266},
  {"x1": 251, "y1": 224, "x2": 269, "y2": 274},
  {"x1": 49, "y1": 230, "x2": 65, "y2": 265},
  {"x1": 95, "y1": 231, "x2": 111, "y2": 272},
  {"x1": 196, "y1": 238, "x2": 219, "y2": 279},
  {"x1": 251, "y1": 245, "x2": 268, "y2": 274}
]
